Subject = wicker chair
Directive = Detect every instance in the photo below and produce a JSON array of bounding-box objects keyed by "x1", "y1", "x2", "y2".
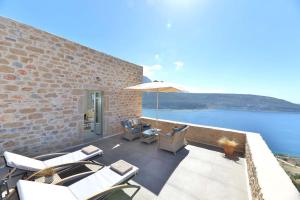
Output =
[
  {"x1": 158, "y1": 125, "x2": 190, "y2": 155},
  {"x1": 121, "y1": 118, "x2": 150, "y2": 141}
]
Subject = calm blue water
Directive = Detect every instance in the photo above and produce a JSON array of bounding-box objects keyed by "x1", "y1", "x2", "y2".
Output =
[{"x1": 143, "y1": 109, "x2": 300, "y2": 156}]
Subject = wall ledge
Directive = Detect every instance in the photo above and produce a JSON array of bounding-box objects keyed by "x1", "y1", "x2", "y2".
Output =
[{"x1": 246, "y1": 133, "x2": 300, "y2": 200}]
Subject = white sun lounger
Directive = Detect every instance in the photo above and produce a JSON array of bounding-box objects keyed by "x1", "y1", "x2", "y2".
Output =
[
  {"x1": 14, "y1": 163, "x2": 139, "y2": 200},
  {"x1": 2, "y1": 146, "x2": 103, "y2": 172}
]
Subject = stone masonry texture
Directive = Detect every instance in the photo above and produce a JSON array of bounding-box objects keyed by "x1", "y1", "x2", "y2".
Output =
[
  {"x1": 245, "y1": 142, "x2": 264, "y2": 200},
  {"x1": 0, "y1": 16, "x2": 142, "y2": 156}
]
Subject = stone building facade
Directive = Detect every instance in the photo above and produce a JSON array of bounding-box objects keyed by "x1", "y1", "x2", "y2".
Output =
[{"x1": 0, "y1": 17, "x2": 142, "y2": 155}]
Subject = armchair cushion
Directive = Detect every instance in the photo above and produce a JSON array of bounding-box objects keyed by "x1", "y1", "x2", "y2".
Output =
[
  {"x1": 121, "y1": 120, "x2": 133, "y2": 129},
  {"x1": 172, "y1": 125, "x2": 188, "y2": 135},
  {"x1": 131, "y1": 118, "x2": 142, "y2": 128}
]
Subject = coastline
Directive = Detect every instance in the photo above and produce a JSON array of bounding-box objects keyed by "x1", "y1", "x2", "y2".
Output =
[{"x1": 142, "y1": 107, "x2": 300, "y2": 115}]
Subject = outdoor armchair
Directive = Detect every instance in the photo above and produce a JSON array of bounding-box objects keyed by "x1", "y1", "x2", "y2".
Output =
[
  {"x1": 158, "y1": 125, "x2": 190, "y2": 155},
  {"x1": 121, "y1": 118, "x2": 144, "y2": 141}
]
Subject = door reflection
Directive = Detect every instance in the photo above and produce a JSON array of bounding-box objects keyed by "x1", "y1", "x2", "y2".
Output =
[{"x1": 83, "y1": 91, "x2": 102, "y2": 137}]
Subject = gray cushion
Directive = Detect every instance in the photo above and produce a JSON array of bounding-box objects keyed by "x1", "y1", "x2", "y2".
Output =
[
  {"x1": 81, "y1": 145, "x2": 99, "y2": 155},
  {"x1": 110, "y1": 160, "x2": 133, "y2": 175}
]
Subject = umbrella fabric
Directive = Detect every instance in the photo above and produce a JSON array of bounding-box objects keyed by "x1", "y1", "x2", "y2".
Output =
[{"x1": 125, "y1": 81, "x2": 188, "y2": 93}]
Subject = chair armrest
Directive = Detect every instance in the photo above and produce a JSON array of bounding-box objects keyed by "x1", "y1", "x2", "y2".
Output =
[
  {"x1": 33, "y1": 152, "x2": 68, "y2": 160},
  {"x1": 159, "y1": 133, "x2": 172, "y2": 142},
  {"x1": 159, "y1": 132, "x2": 172, "y2": 138}
]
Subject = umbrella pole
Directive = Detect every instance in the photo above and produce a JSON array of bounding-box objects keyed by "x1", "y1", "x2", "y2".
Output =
[{"x1": 156, "y1": 90, "x2": 159, "y2": 128}]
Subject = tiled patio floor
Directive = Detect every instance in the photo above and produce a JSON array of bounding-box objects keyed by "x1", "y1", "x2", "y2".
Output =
[
  {"x1": 0, "y1": 135, "x2": 249, "y2": 200},
  {"x1": 88, "y1": 135, "x2": 249, "y2": 200}
]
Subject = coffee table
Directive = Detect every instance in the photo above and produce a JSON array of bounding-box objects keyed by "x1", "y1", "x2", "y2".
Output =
[{"x1": 141, "y1": 128, "x2": 161, "y2": 144}]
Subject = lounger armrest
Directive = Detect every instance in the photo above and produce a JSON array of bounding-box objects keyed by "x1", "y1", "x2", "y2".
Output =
[
  {"x1": 1, "y1": 167, "x2": 17, "y2": 181},
  {"x1": 1, "y1": 155, "x2": 5, "y2": 164},
  {"x1": 55, "y1": 162, "x2": 105, "y2": 185},
  {"x1": 56, "y1": 171, "x2": 95, "y2": 185},
  {"x1": 26, "y1": 161, "x2": 104, "y2": 181},
  {"x1": 86, "y1": 183, "x2": 141, "y2": 200},
  {"x1": 33, "y1": 152, "x2": 69, "y2": 160}
]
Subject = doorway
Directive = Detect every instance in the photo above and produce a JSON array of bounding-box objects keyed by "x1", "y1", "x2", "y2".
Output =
[{"x1": 83, "y1": 91, "x2": 103, "y2": 138}]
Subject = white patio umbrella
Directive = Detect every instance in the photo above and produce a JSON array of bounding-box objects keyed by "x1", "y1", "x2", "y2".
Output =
[{"x1": 124, "y1": 81, "x2": 188, "y2": 126}]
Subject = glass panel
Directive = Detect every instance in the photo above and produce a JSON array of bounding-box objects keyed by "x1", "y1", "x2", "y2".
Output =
[
  {"x1": 94, "y1": 92, "x2": 102, "y2": 136},
  {"x1": 83, "y1": 91, "x2": 102, "y2": 138}
]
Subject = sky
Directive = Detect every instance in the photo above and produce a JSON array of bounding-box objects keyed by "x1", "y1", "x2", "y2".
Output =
[{"x1": 1, "y1": 0, "x2": 300, "y2": 103}]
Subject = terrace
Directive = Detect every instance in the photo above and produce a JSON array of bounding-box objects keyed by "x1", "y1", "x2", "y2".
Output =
[
  {"x1": 0, "y1": 17, "x2": 299, "y2": 200},
  {"x1": 74, "y1": 133, "x2": 249, "y2": 200},
  {"x1": 3, "y1": 117, "x2": 298, "y2": 200}
]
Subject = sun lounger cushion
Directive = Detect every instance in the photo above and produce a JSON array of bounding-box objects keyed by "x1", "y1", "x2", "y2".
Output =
[
  {"x1": 110, "y1": 160, "x2": 133, "y2": 175},
  {"x1": 3, "y1": 151, "x2": 46, "y2": 171},
  {"x1": 44, "y1": 148, "x2": 103, "y2": 167},
  {"x1": 4, "y1": 147, "x2": 103, "y2": 172},
  {"x1": 17, "y1": 180, "x2": 76, "y2": 200},
  {"x1": 68, "y1": 164, "x2": 139, "y2": 199},
  {"x1": 81, "y1": 145, "x2": 99, "y2": 155}
]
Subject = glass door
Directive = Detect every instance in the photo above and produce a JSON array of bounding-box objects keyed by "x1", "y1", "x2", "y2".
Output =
[{"x1": 83, "y1": 91, "x2": 103, "y2": 138}]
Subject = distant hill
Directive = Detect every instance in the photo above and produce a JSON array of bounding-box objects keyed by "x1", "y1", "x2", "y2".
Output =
[
  {"x1": 143, "y1": 76, "x2": 152, "y2": 83},
  {"x1": 142, "y1": 76, "x2": 300, "y2": 112}
]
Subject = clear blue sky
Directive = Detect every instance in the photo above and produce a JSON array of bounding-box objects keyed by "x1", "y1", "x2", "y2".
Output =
[{"x1": 1, "y1": 0, "x2": 300, "y2": 103}]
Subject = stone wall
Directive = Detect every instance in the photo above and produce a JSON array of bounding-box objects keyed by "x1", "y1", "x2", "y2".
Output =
[
  {"x1": 0, "y1": 17, "x2": 142, "y2": 155},
  {"x1": 245, "y1": 141, "x2": 263, "y2": 200},
  {"x1": 141, "y1": 117, "x2": 246, "y2": 153},
  {"x1": 246, "y1": 133, "x2": 300, "y2": 200}
]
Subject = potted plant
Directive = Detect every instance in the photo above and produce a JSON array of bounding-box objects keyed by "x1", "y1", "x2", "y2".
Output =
[{"x1": 218, "y1": 137, "x2": 238, "y2": 157}]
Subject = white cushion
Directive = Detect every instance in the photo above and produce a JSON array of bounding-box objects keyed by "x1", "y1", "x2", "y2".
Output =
[
  {"x1": 4, "y1": 148, "x2": 102, "y2": 172},
  {"x1": 44, "y1": 149, "x2": 103, "y2": 167},
  {"x1": 17, "y1": 180, "x2": 77, "y2": 200},
  {"x1": 69, "y1": 165, "x2": 139, "y2": 199},
  {"x1": 3, "y1": 151, "x2": 46, "y2": 171}
]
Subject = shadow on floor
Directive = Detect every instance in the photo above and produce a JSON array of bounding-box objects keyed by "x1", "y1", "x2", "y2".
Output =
[{"x1": 86, "y1": 135, "x2": 189, "y2": 195}]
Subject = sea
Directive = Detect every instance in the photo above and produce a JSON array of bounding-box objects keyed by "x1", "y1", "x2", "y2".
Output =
[{"x1": 142, "y1": 108, "x2": 300, "y2": 156}]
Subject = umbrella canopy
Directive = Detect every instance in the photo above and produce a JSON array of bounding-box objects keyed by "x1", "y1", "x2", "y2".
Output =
[
  {"x1": 124, "y1": 81, "x2": 188, "y2": 127},
  {"x1": 125, "y1": 81, "x2": 188, "y2": 93}
]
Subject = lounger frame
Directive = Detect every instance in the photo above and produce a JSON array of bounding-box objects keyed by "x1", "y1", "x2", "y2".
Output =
[
  {"x1": 0, "y1": 152, "x2": 102, "y2": 199},
  {"x1": 4, "y1": 162, "x2": 140, "y2": 200}
]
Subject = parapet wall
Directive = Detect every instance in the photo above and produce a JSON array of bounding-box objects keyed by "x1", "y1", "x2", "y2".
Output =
[
  {"x1": 246, "y1": 133, "x2": 300, "y2": 200},
  {"x1": 141, "y1": 117, "x2": 246, "y2": 153}
]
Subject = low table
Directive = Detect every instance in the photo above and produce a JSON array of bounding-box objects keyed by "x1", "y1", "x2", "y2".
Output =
[{"x1": 141, "y1": 128, "x2": 161, "y2": 144}]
